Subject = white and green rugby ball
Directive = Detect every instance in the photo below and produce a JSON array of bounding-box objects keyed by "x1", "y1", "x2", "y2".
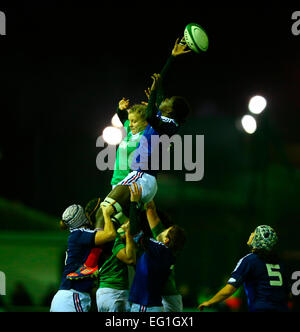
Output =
[{"x1": 184, "y1": 23, "x2": 209, "y2": 53}]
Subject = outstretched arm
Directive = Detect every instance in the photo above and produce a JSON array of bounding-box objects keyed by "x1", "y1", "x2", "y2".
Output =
[
  {"x1": 116, "y1": 97, "x2": 130, "y2": 125},
  {"x1": 129, "y1": 183, "x2": 143, "y2": 236},
  {"x1": 156, "y1": 37, "x2": 191, "y2": 105},
  {"x1": 145, "y1": 38, "x2": 190, "y2": 134},
  {"x1": 145, "y1": 74, "x2": 179, "y2": 135},
  {"x1": 145, "y1": 200, "x2": 166, "y2": 240},
  {"x1": 145, "y1": 200, "x2": 160, "y2": 230},
  {"x1": 198, "y1": 284, "x2": 237, "y2": 311}
]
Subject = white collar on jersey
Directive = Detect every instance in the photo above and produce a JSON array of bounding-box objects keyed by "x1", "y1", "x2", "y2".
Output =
[
  {"x1": 159, "y1": 115, "x2": 179, "y2": 127},
  {"x1": 70, "y1": 227, "x2": 95, "y2": 233}
]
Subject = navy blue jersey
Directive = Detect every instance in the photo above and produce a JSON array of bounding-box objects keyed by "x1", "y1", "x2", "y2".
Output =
[
  {"x1": 129, "y1": 237, "x2": 176, "y2": 306},
  {"x1": 227, "y1": 253, "x2": 289, "y2": 312},
  {"x1": 59, "y1": 228, "x2": 96, "y2": 293},
  {"x1": 119, "y1": 55, "x2": 180, "y2": 178},
  {"x1": 130, "y1": 111, "x2": 179, "y2": 177}
]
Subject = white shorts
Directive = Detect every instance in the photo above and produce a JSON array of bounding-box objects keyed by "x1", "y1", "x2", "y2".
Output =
[
  {"x1": 50, "y1": 289, "x2": 91, "y2": 312},
  {"x1": 118, "y1": 171, "x2": 157, "y2": 203},
  {"x1": 162, "y1": 294, "x2": 183, "y2": 312},
  {"x1": 130, "y1": 303, "x2": 163, "y2": 312},
  {"x1": 96, "y1": 287, "x2": 131, "y2": 312}
]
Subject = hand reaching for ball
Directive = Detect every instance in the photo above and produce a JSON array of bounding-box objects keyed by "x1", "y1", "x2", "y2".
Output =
[{"x1": 172, "y1": 37, "x2": 192, "y2": 57}]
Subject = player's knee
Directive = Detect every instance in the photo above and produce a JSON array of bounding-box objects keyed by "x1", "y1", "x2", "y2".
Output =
[
  {"x1": 109, "y1": 185, "x2": 130, "y2": 206},
  {"x1": 100, "y1": 194, "x2": 129, "y2": 228}
]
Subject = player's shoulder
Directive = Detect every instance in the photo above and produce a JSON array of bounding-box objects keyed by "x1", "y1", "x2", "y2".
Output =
[
  {"x1": 234, "y1": 253, "x2": 255, "y2": 270},
  {"x1": 149, "y1": 237, "x2": 167, "y2": 247},
  {"x1": 69, "y1": 227, "x2": 95, "y2": 239},
  {"x1": 240, "y1": 252, "x2": 257, "y2": 262},
  {"x1": 148, "y1": 238, "x2": 171, "y2": 253},
  {"x1": 70, "y1": 227, "x2": 95, "y2": 234},
  {"x1": 160, "y1": 115, "x2": 178, "y2": 126}
]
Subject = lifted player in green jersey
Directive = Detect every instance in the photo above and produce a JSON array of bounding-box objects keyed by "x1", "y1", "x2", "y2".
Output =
[{"x1": 111, "y1": 101, "x2": 148, "y2": 187}]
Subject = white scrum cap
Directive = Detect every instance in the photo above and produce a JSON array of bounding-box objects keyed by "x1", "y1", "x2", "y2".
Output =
[{"x1": 62, "y1": 204, "x2": 89, "y2": 230}]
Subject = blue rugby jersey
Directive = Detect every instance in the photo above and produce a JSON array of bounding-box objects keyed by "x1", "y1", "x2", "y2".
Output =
[
  {"x1": 129, "y1": 237, "x2": 176, "y2": 307},
  {"x1": 59, "y1": 228, "x2": 96, "y2": 293},
  {"x1": 227, "y1": 253, "x2": 289, "y2": 312},
  {"x1": 130, "y1": 111, "x2": 179, "y2": 177},
  {"x1": 130, "y1": 55, "x2": 180, "y2": 177}
]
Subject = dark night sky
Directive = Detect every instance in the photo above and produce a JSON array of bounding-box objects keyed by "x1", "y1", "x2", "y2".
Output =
[{"x1": 0, "y1": 2, "x2": 300, "y2": 216}]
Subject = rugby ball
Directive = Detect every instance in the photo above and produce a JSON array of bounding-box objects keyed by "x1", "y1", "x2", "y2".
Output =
[{"x1": 184, "y1": 23, "x2": 209, "y2": 53}]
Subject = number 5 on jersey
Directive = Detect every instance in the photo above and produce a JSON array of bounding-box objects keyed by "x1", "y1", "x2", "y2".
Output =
[{"x1": 266, "y1": 264, "x2": 283, "y2": 286}]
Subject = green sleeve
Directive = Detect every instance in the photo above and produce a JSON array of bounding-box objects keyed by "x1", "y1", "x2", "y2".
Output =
[
  {"x1": 123, "y1": 119, "x2": 130, "y2": 135},
  {"x1": 151, "y1": 221, "x2": 166, "y2": 239},
  {"x1": 112, "y1": 234, "x2": 125, "y2": 256}
]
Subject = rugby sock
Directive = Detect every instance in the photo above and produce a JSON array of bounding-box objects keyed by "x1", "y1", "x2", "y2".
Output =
[{"x1": 85, "y1": 247, "x2": 103, "y2": 268}]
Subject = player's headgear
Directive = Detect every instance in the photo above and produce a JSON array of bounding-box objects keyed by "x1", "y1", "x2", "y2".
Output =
[
  {"x1": 62, "y1": 204, "x2": 89, "y2": 230},
  {"x1": 250, "y1": 225, "x2": 278, "y2": 251}
]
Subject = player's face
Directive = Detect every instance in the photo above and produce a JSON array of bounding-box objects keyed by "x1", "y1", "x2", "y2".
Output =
[
  {"x1": 157, "y1": 226, "x2": 173, "y2": 245},
  {"x1": 247, "y1": 232, "x2": 255, "y2": 246},
  {"x1": 128, "y1": 113, "x2": 147, "y2": 135}
]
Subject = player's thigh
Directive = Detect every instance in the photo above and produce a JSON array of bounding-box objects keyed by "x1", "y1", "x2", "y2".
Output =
[
  {"x1": 50, "y1": 290, "x2": 91, "y2": 312},
  {"x1": 130, "y1": 303, "x2": 163, "y2": 312},
  {"x1": 96, "y1": 288, "x2": 130, "y2": 312},
  {"x1": 135, "y1": 173, "x2": 157, "y2": 203},
  {"x1": 96, "y1": 288, "x2": 124, "y2": 312},
  {"x1": 108, "y1": 185, "x2": 130, "y2": 207},
  {"x1": 118, "y1": 171, "x2": 157, "y2": 203}
]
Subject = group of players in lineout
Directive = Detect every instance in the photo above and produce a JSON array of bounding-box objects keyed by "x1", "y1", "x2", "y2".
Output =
[{"x1": 50, "y1": 39, "x2": 290, "y2": 312}]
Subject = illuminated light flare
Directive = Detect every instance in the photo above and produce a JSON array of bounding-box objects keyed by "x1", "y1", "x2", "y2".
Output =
[
  {"x1": 111, "y1": 113, "x2": 123, "y2": 128},
  {"x1": 241, "y1": 115, "x2": 257, "y2": 134},
  {"x1": 102, "y1": 126, "x2": 123, "y2": 145},
  {"x1": 248, "y1": 95, "x2": 267, "y2": 114}
]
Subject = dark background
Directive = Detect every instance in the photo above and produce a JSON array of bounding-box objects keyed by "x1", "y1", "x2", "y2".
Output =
[{"x1": 0, "y1": 1, "x2": 300, "y2": 311}]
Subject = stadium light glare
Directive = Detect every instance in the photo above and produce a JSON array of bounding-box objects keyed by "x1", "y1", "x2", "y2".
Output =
[
  {"x1": 248, "y1": 95, "x2": 267, "y2": 114},
  {"x1": 102, "y1": 126, "x2": 123, "y2": 145},
  {"x1": 111, "y1": 113, "x2": 123, "y2": 128},
  {"x1": 241, "y1": 115, "x2": 257, "y2": 134}
]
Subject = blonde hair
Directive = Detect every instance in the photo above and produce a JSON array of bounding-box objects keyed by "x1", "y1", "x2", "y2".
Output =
[{"x1": 128, "y1": 104, "x2": 147, "y2": 122}]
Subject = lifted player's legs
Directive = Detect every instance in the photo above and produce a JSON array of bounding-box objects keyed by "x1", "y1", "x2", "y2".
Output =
[
  {"x1": 67, "y1": 186, "x2": 131, "y2": 280},
  {"x1": 95, "y1": 185, "x2": 131, "y2": 230}
]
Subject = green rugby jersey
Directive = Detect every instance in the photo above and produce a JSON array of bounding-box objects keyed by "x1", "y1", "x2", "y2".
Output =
[
  {"x1": 98, "y1": 234, "x2": 129, "y2": 290},
  {"x1": 111, "y1": 119, "x2": 145, "y2": 186}
]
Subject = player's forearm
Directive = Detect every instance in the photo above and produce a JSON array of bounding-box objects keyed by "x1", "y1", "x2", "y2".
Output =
[
  {"x1": 159, "y1": 55, "x2": 175, "y2": 81},
  {"x1": 117, "y1": 107, "x2": 128, "y2": 124},
  {"x1": 146, "y1": 207, "x2": 160, "y2": 230},
  {"x1": 145, "y1": 88, "x2": 157, "y2": 122},
  {"x1": 156, "y1": 55, "x2": 175, "y2": 105},
  {"x1": 129, "y1": 202, "x2": 141, "y2": 236},
  {"x1": 145, "y1": 91, "x2": 167, "y2": 134},
  {"x1": 125, "y1": 232, "x2": 136, "y2": 265},
  {"x1": 102, "y1": 213, "x2": 117, "y2": 241},
  {"x1": 206, "y1": 284, "x2": 237, "y2": 306}
]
